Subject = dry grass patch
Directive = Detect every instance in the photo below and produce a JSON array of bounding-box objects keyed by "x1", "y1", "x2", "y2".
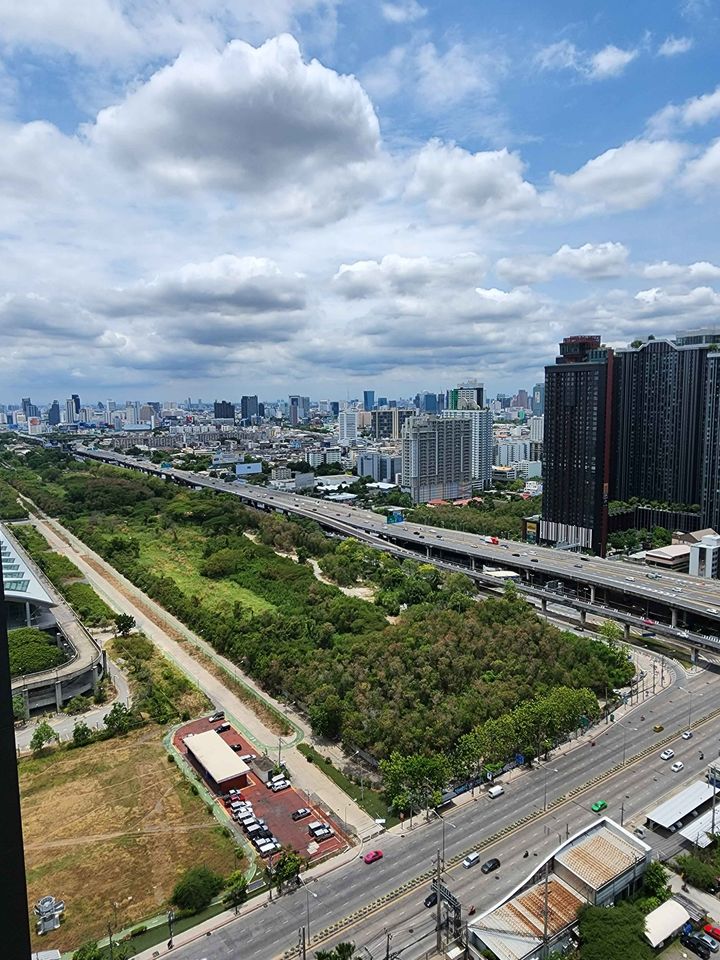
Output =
[{"x1": 22, "y1": 727, "x2": 237, "y2": 953}]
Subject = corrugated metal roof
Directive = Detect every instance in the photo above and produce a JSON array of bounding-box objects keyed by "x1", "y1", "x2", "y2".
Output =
[
  {"x1": 678, "y1": 806, "x2": 720, "y2": 847},
  {"x1": 555, "y1": 830, "x2": 638, "y2": 888},
  {"x1": 646, "y1": 781, "x2": 718, "y2": 829},
  {"x1": 184, "y1": 731, "x2": 250, "y2": 785}
]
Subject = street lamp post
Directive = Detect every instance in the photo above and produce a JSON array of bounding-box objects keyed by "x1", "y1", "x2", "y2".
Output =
[
  {"x1": 543, "y1": 768, "x2": 558, "y2": 811},
  {"x1": 430, "y1": 809, "x2": 457, "y2": 866},
  {"x1": 297, "y1": 875, "x2": 318, "y2": 941}
]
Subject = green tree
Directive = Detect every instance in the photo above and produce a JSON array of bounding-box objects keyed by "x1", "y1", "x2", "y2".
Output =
[
  {"x1": 271, "y1": 848, "x2": 305, "y2": 893},
  {"x1": 103, "y1": 702, "x2": 136, "y2": 737},
  {"x1": 676, "y1": 854, "x2": 718, "y2": 891},
  {"x1": 72, "y1": 942, "x2": 103, "y2": 960},
  {"x1": 598, "y1": 620, "x2": 623, "y2": 645},
  {"x1": 315, "y1": 944, "x2": 357, "y2": 959},
  {"x1": 379, "y1": 751, "x2": 450, "y2": 812},
  {"x1": 12, "y1": 694, "x2": 26, "y2": 722},
  {"x1": 114, "y1": 613, "x2": 136, "y2": 636},
  {"x1": 223, "y1": 870, "x2": 248, "y2": 914},
  {"x1": 642, "y1": 861, "x2": 670, "y2": 902},
  {"x1": 171, "y1": 865, "x2": 224, "y2": 914},
  {"x1": 72, "y1": 720, "x2": 94, "y2": 748},
  {"x1": 30, "y1": 719, "x2": 58, "y2": 754},
  {"x1": 578, "y1": 902, "x2": 652, "y2": 960}
]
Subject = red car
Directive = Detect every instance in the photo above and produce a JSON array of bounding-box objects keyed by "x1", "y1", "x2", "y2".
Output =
[
  {"x1": 642, "y1": 618, "x2": 656, "y2": 626},
  {"x1": 705, "y1": 925, "x2": 720, "y2": 940},
  {"x1": 363, "y1": 850, "x2": 384, "y2": 864}
]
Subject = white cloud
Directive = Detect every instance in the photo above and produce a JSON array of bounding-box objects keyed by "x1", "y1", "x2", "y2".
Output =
[
  {"x1": 552, "y1": 139, "x2": 688, "y2": 213},
  {"x1": 363, "y1": 39, "x2": 506, "y2": 110},
  {"x1": 496, "y1": 242, "x2": 629, "y2": 284},
  {"x1": 648, "y1": 84, "x2": 720, "y2": 136},
  {"x1": 406, "y1": 139, "x2": 539, "y2": 220},
  {"x1": 380, "y1": 0, "x2": 426, "y2": 24},
  {"x1": 633, "y1": 285, "x2": 720, "y2": 319},
  {"x1": 641, "y1": 259, "x2": 720, "y2": 282},
  {"x1": 0, "y1": 0, "x2": 338, "y2": 64},
  {"x1": 536, "y1": 40, "x2": 637, "y2": 80},
  {"x1": 588, "y1": 44, "x2": 638, "y2": 79},
  {"x1": 333, "y1": 253, "x2": 485, "y2": 299},
  {"x1": 658, "y1": 35, "x2": 694, "y2": 56},
  {"x1": 88, "y1": 35, "x2": 381, "y2": 221},
  {"x1": 683, "y1": 137, "x2": 720, "y2": 190}
]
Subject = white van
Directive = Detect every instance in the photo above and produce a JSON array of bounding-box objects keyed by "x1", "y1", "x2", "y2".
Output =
[
  {"x1": 462, "y1": 852, "x2": 480, "y2": 869},
  {"x1": 488, "y1": 785, "x2": 505, "y2": 799}
]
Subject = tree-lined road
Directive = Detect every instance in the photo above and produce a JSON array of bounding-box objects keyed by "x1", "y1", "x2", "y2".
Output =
[
  {"x1": 77, "y1": 448, "x2": 720, "y2": 643},
  {"x1": 135, "y1": 665, "x2": 720, "y2": 960}
]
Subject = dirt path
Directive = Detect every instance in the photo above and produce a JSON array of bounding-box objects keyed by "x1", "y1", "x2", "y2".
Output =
[{"x1": 30, "y1": 512, "x2": 378, "y2": 838}]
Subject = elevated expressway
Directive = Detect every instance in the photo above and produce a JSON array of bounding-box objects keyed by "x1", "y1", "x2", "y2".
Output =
[{"x1": 76, "y1": 447, "x2": 720, "y2": 659}]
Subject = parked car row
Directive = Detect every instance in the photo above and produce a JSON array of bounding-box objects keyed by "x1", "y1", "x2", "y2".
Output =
[
  {"x1": 308, "y1": 820, "x2": 334, "y2": 841},
  {"x1": 236, "y1": 804, "x2": 282, "y2": 857},
  {"x1": 682, "y1": 926, "x2": 720, "y2": 959},
  {"x1": 266, "y1": 772, "x2": 290, "y2": 792}
]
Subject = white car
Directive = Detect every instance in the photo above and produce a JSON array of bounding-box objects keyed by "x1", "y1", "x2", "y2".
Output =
[
  {"x1": 660, "y1": 749, "x2": 675, "y2": 761},
  {"x1": 671, "y1": 761, "x2": 685, "y2": 773},
  {"x1": 681, "y1": 730, "x2": 693, "y2": 740}
]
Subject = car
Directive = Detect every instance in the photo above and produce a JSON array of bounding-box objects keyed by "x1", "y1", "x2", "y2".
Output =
[
  {"x1": 481, "y1": 857, "x2": 501, "y2": 874},
  {"x1": 363, "y1": 850, "x2": 383, "y2": 864},
  {"x1": 271, "y1": 779, "x2": 290, "y2": 792},
  {"x1": 682, "y1": 730, "x2": 693, "y2": 740},
  {"x1": 673, "y1": 587, "x2": 683, "y2": 593},
  {"x1": 531, "y1": 558, "x2": 538, "y2": 562},
  {"x1": 671, "y1": 761, "x2": 685, "y2": 773},
  {"x1": 710, "y1": 608, "x2": 719, "y2": 615},
  {"x1": 574, "y1": 563, "x2": 583, "y2": 569},
  {"x1": 660, "y1": 749, "x2": 675, "y2": 760},
  {"x1": 682, "y1": 935, "x2": 712, "y2": 959},
  {"x1": 214, "y1": 722, "x2": 231, "y2": 733},
  {"x1": 653, "y1": 724, "x2": 665, "y2": 732},
  {"x1": 704, "y1": 925, "x2": 720, "y2": 941},
  {"x1": 591, "y1": 800, "x2": 608, "y2": 813},
  {"x1": 642, "y1": 618, "x2": 656, "y2": 626},
  {"x1": 698, "y1": 932, "x2": 720, "y2": 954},
  {"x1": 292, "y1": 808, "x2": 311, "y2": 821},
  {"x1": 625, "y1": 576, "x2": 636, "y2": 582},
  {"x1": 208, "y1": 711, "x2": 225, "y2": 723},
  {"x1": 462, "y1": 852, "x2": 481, "y2": 869},
  {"x1": 424, "y1": 891, "x2": 438, "y2": 908}
]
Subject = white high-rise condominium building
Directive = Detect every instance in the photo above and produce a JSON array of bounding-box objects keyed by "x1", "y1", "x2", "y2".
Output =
[
  {"x1": 441, "y1": 409, "x2": 493, "y2": 489},
  {"x1": 529, "y1": 416, "x2": 544, "y2": 443},
  {"x1": 401, "y1": 415, "x2": 472, "y2": 503},
  {"x1": 64, "y1": 398, "x2": 76, "y2": 424},
  {"x1": 338, "y1": 409, "x2": 357, "y2": 444}
]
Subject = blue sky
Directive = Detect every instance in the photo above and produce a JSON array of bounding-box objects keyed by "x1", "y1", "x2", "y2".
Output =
[{"x1": 2, "y1": 0, "x2": 720, "y2": 405}]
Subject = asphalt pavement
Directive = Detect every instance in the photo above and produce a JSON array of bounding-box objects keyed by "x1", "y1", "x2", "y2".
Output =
[{"x1": 133, "y1": 664, "x2": 720, "y2": 960}]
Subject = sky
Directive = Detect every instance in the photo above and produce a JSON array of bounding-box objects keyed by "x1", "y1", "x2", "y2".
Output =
[{"x1": 2, "y1": 0, "x2": 720, "y2": 405}]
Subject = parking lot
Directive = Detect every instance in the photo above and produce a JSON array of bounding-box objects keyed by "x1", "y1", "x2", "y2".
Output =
[{"x1": 173, "y1": 716, "x2": 348, "y2": 862}]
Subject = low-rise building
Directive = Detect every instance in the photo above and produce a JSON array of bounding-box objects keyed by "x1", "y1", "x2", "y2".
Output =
[{"x1": 644, "y1": 543, "x2": 691, "y2": 572}]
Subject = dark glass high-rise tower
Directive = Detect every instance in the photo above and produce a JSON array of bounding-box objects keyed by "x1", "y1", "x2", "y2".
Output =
[{"x1": 541, "y1": 336, "x2": 614, "y2": 555}]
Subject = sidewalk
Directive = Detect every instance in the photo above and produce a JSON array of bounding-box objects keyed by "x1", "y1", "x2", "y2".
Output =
[
  {"x1": 129, "y1": 836, "x2": 364, "y2": 960},
  {"x1": 30, "y1": 512, "x2": 378, "y2": 838}
]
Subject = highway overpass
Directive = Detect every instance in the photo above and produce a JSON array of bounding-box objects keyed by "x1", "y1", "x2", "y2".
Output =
[{"x1": 75, "y1": 446, "x2": 720, "y2": 658}]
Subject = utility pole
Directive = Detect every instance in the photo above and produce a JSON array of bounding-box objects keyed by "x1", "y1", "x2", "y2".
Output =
[
  {"x1": 620, "y1": 801, "x2": 625, "y2": 827},
  {"x1": 712, "y1": 763, "x2": 717, "y2": 837},
  {"x1": 385, "y1": 930, "x2": 392, "y2": 960},
  {"x1": 299, "y1": 926, "x2": 307, "y2": 960},
  {"x1": 436, "y1": 848, "x2": 443, "y2": 953}
]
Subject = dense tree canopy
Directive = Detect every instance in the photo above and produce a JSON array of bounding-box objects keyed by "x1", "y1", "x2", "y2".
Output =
[{"x1": 9, "y1": 627, "x2": 67, "y2": 677}]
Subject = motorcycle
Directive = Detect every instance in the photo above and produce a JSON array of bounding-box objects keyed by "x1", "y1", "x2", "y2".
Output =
[{"x1": 468, "y1": 906, "x2": 476, "y2": 916}]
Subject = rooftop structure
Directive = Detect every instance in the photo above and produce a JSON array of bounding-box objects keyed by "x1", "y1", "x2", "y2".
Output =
[
  {"x1": 469, "y1": 818, "x2": 650, "y2": 960},
  {"x1": 0, "y1": 525, "x2": 53, "y2": 607},
  {"x1": 183, "y1": 731, "x2": 250, "y2": 788},
  {"x1": 645, "y1": 780, "x2": 719, "y2": 830}
]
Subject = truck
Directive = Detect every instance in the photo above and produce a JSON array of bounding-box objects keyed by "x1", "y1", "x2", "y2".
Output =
[
  {"x1": 483, "y1": 568, "x2": 520, "y2": 582},
  {"x1": 483, "y1": 536, "x2": 500, "y2": 545}
]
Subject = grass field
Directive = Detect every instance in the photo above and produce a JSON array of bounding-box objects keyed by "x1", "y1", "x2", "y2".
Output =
[
  {"x1": 131, "y1": 525, "x2": 276, "y2": 615},
  {"x1": 22, "y1": 727, "x2": 238, "y2": 953}
]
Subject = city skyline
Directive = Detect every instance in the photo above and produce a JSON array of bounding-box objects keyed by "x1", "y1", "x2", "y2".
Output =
[{"x1": 2, "y1": 2, "x2": 720, "y2": 399}]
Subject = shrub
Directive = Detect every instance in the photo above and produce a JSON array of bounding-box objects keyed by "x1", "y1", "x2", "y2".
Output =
[
  {"x1": 171, "y1": 866, "x2": 224, "y2": 914},
  {"x1": 9, "y1": 628, "x2": 66, "y2": 677}
]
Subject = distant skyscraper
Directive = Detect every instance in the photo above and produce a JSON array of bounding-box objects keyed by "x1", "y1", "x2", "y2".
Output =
[
  {"x1": 240, "y1": 395, "x2": 259, "y2": 422},
  {"x1": 358, "y1": 452, "x2": 401, "y2": 482},
  {"x1": 289, "y1": 395, "x2": 310, "y2": 423},
  {"x1": 449, "y1": 380, "x2": 485, "y2": 410},
  {"x1": 330, "y1": 401, "x2": 340, "y2": 417},
  {"x1": 371, "y1": 408, "x2": 414, "y2": 440},
  {"x1": 401, "y1": 415, "x2": 472, "y2": 503},
  {"x1": 71, "y1": 393, "x2": 81, "y2": 415},
  {"x1": 377, "y1": 396, "x2": 388, "y2": 408},
  {"x1": 363, "y1": 390, "x2": 375, "y2": 412},
  {"x1": 515, "y1": 389, "x2": 529, "y2": 408},
  {"x1": 441, "y1": 408, "x2": 493, "y2": 489},
  {"x1": 64, "y1": 398, "x2": 76, "y2": 424},
  {"x1": 529, "y1": 415, "x2": 544, "y2": 443},
  {"x1": 21, "y1": 397, "x2": 38, "y2": 418},
  {"x1": 541, "y1": 336, "x2": 613, "y2": 555},
  {"x1": 338, "y1": 409, "x2": 358, "y2": 444},
  {"x1": 213, "y1": 400, "x2": 235, "y2": 420},
  {"x1": 531, "y1": 383, "x2": 545, "y2": 416},
  {"x1": 47, "y1": 400, "x2": 61, "y2": 426}
]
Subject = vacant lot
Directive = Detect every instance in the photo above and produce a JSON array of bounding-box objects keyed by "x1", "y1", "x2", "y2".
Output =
[
  {"x1": 132, "y1": 525, "x2": 275, "y2": 615},
  {"x1": 22, "y1": 727, "x2": 238, "y2": 953}
]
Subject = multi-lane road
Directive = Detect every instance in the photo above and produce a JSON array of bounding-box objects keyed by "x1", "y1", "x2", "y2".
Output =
[
  {"x1": 78, "y1": 447, "x2": 720, "y2": 644},
  {"x1": 134, "y1": 665, "x2": 720, "y2": 960}
]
